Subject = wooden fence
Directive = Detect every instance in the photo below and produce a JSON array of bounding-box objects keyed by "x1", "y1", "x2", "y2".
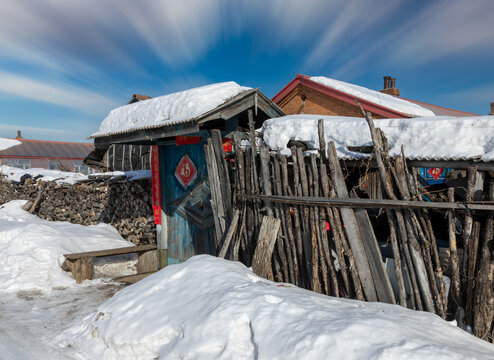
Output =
[{"x1": 204, "y1": 112, "x2": 494, "y2": 342}]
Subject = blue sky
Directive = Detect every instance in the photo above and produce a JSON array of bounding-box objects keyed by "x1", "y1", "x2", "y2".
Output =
[{"x1": 0, "y1": 0, "x2": 493, "y2": 142}]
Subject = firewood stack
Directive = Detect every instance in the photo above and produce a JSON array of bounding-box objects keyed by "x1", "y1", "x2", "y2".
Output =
[{"x1": 0, "y1": 175, "x2": 156, "y2": 245}]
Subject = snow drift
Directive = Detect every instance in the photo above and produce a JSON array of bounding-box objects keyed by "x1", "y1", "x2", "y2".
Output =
[
  {"x1": 62, "y1": 255, "x2": 494, "y2": 360},
  {"x1": 0, "y1": 200, "x2": 134, "y2": 293}
]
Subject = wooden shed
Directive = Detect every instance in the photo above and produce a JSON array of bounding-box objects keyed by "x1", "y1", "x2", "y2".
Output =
[{"x1": 90, "y1": 82, "x2": 284, "y2": 266}]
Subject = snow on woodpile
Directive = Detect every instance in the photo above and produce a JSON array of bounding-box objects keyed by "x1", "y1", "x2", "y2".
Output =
[
  {"x1": 310, "y1": 76, "x2": 435, "y2": 117},
  {"x1": 60, "y1": 255, "x2": 494, "y2": 359},
  {"x1": 0, "y1": 200, "x2": 134, "y2": 293},
  {"x1": 261, "y1": 115, "x2": 494, "y2": 162},
  {"x1": 92, "y1": 82, "x2": 251, "y2": 138},
  {"x1": 0, "y1": 138, "x2": 21, "y2": 151},
  {"x1": 0, "y1": 165, "x2": 150, "y2": 184}
]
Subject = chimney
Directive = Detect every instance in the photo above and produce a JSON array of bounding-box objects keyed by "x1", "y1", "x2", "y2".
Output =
[
  {"x1": 16, "y1": 130, "x2": 23, "y2": 139},
  {"x1": 383, "y1": 76, "x2": 391, "y2": 89},
  {"x1": 380, "y1": 76, "x2": 400, "y2": 96},
  {"x1": 490, "y1": 102, "x2": 494, "y2": 115}
]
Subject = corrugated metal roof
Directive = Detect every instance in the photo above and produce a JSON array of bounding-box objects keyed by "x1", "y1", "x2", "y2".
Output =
[
  {"x1": 0, "y1": 139, "x2": 94, "y2": 159},
  {"x1": 400, "y1": 97, "x2": 478, "y2": 117}
]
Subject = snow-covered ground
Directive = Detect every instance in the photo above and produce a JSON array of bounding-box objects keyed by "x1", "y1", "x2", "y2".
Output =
[
  {"x1": 58, "y1": 255, "x2": 494, "y2": 360},
  {"x1": 1, "y1": 200, "x2": 493, "y2": 359}
]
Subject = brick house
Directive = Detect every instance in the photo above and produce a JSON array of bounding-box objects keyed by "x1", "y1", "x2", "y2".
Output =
[
  {"x1": 273, "y1": 74, "x2": 478, "y2": 118},
  {"x1": 0, "y1": 132, "x2": 94, "y2": 174}
]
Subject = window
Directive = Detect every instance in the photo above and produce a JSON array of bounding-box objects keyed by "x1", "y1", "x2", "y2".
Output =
[{"x1": 3, "y1": 158, "x2": 31, "y2": 169}]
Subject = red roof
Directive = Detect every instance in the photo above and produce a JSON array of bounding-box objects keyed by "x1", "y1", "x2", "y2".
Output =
[
  {"x1": 0, "y1": 139, "x2": 94, "y2": 160},
  {"x1": 127, "y1": 94, "x2": 152, "y2": 104},
  {"x1": 273, "y1": 74, "x2": 478, "y2": 118},
  {"x1": 399, "y1": 97, "x2": 478, "y2": 117}
]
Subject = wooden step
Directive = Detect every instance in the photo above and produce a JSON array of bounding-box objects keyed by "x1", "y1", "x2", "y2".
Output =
[
  {"x1": 64, "y1": 244, "x2": 157, "y2": 260},
  {"x1": 113, "y1": 271, "x2": 156, "y2": 284},
  {"x1": 62, "y1": 244, "x2": 158, "y2": 283}
]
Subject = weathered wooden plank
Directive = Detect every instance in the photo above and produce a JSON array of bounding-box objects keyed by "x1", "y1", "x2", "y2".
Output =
[
  {"x1": 205, "y1": 141, "x2": 225, "y2": 242},
  {"x1": 137, "y1": 250, "x2": 159, "y2": 273},
  {"x1": 327, "y1": 141, "x2": 378, "y2": 302},
  {"x1": 252, "y1": 216, "x2": 282, "y2": 281},
  {"x1": 64, "y1": 244, "x2": 157, "y2": 260},
  {"x1": 353, "y1": 199, "x2": 396, "y2": 304},
  {"x1": 72, "y1": 257, "x2": 94, "y2": 283}
]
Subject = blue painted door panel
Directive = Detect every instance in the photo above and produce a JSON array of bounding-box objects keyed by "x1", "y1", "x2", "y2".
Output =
[{"x1": 159, "y1": 143, "x2": 215, "y2": 264}]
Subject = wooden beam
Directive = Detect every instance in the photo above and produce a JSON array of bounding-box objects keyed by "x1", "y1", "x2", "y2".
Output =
[{"x1": 236, "y1": 194, "x2": 494, "y2": 211}]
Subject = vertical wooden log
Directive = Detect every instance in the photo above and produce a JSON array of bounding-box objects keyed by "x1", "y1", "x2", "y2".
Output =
[
  {"x1": 463, "y1": 166, "x2": 477, "y2": 278},
  {"x1": 307, "y1": 159, "x2": 321, "y2": 292},
  {"x1": 290, "y1": 147, "x2": 308, "y2": 287},
  {"x1": 320, "y1": 161, "x2": 351, "y2": 296},
  {"x1": 259, "y1": 146, "x2": 274, "y2": 217},
  {"x1": 296, "y1": 147, "x2": 314, "y2": 286},
  {"x1": 279, "y1": 153, "x2": 300, "y2": 285},
  {"x1": 473, "y1": 184, "x2": 494, "y2": 340},
  {"x1": 273, "y1": 155, "x2": 296, "y2": 284}
]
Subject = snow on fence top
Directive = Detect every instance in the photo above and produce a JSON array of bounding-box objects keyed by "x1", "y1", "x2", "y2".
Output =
[
  {"x1": 92, "y1": 82, "x2": 251, "y2": 138},
  {"x1": 310, "y1": 76, "x2": 435, "y2": 117},
  {"x1": 0, "y1": 138, "x2": 21, "y2": 151},
  {"x1": 260, "y1": 114, "x2": 494, "y2": 162}
]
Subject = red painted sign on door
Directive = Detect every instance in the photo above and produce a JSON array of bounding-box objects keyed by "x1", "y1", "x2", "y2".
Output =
[{"x1": 175, "y1": 154, "x2": 197, "y2": 189}]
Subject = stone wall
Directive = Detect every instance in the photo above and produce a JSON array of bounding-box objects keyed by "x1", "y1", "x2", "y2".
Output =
[{"x1": 0, "y1": 175, "x2": 156, "y2": 245}]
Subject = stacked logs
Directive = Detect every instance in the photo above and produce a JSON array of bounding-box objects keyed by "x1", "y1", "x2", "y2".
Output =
[
  {"x1": 207, "y1": 110, "x2": 494, "y2": 342},
  {"x1": 0, "y1": 175, "x2": 156, "y2": 245}
]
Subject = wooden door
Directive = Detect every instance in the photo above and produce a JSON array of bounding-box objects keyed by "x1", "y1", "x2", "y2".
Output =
[{"x1": 159, "y1": 143, "x2": 215, "y2": 264}]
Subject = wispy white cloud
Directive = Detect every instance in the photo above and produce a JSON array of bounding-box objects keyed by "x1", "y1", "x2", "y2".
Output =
[
  {"x1": 301, "y1": 0, "x2": 406, "y2": 70},
  {"x1": 0, "y1": 71, "x2": 119, "y2": 115},
  {"x1": 390, "y1": 0, "x2": 494, "y2": 65},
  {"x1": 327, "y1": 0, "x2": 494, "y2": 80}
]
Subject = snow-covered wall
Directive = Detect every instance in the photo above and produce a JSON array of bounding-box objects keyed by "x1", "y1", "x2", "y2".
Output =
[{"x1": 0, "y1": 175, "x2": 156, "y2": 245}]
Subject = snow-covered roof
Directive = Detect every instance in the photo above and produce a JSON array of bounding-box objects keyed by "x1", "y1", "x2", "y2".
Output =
[
  {"x1": 309, "y1": 76, "x2": 435, "y2": 117},
  {"x1": 91, "y1": 82, "x2": 252, "y2": 138},
  {"x1": 261, "y1": 115, "x2": 494, "y2": 163},
  {"x1": 0, "y1": 138, "x2": 21, "y2": 151}
]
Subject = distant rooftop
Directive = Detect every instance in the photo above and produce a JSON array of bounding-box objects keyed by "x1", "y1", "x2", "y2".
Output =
[{"x1": 0, "y1": 138, "x2": 94, "y2": 160}]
